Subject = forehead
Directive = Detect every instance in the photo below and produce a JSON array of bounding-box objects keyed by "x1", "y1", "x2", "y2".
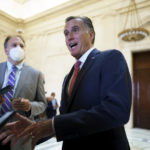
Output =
[
  {"x1": 64, "y1": 18, "x2": 85, "y2": 30},
  {"x1": 8, "y1": 37, "x2": 24, "y2": 45}
]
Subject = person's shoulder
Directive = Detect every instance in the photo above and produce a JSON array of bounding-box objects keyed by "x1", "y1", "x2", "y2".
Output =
[
  {"x1": 0, "y1": 61, "x2": 6, "y2": 65},
  {"x1": 100, "y1": 49, "x2": 121, "y2": 55},
  {"x1": 96, "y1": 49, "x2": 123, "y2": 58},
  {"x1": 0, "y1": 61, "x2": 7, "y2": 67},
  {"x1": 23, "y1": 63, "x2": 41, "y2": 74}
]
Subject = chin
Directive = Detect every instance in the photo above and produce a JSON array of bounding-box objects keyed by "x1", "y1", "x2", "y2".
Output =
[{"x1": 70, "y1": 52, "x2": 76, "y2": 57}]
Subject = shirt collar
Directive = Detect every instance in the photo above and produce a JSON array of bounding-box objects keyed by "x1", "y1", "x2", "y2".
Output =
[
  {"x1": 7, "y1": 61, "x2": 24, "y2": 71},
  {"x1": 77, "y1": 47, "x2": 94, "y2": 68}
]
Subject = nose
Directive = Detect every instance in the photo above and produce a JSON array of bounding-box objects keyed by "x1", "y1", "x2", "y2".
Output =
[{"x1": 67, "y1": 32, "x2": 74, "y2": 41}]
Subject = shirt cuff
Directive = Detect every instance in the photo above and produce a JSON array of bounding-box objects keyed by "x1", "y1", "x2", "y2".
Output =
[{"x1": 52, "y1": 117, "x2": 56, "y2": 135}]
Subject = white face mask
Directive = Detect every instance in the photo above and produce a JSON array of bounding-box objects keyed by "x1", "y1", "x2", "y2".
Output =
[{"x1": 9, "y1": 46, "x2": 24, "y2": 62}]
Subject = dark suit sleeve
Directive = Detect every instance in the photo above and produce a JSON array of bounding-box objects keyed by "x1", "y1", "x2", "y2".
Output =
[{"x1": 54, "y1": 50, "x2": 132, "y2": 141}]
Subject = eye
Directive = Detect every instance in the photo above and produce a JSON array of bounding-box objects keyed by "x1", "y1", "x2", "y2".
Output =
[
  {"x1": 72, "y1": 26, "x2": 79, "y2": 33},
  {"x1": 64, "y1": 30, "x2": 69, "y2": 37},
  {"x1": 13, "y1": 44, "x2": 17, "y2": 47},
  {"x1": 20, "y1": 44, "x2": 24, "y2": 48}
]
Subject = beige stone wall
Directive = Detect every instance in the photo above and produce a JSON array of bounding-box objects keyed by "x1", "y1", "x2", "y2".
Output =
[{"x1": 0, "y1": 0, "x2": 150, "y2": 128}]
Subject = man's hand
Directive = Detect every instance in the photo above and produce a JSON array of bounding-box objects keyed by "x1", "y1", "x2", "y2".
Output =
[
  {"x1": 0, "y1": 113, "x2": 54, "y2": 150},
  {"x1": 12, "y1": 98, "x2": 31, "y2": 112},
  {"x1": 13, "y1": 119, "x2": 53, "y2": 150},
  {"x1": 0, "y1": 128, "x2": 14, "y2": 145},
  {"x1": 0, "y1": 113, "x2": 34, "y2": 145},
  {"x1": 0, "y1": 94, "x2": 5, "y2": 104}
]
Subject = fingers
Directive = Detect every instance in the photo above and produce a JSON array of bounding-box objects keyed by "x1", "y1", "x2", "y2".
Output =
[
  {"x1": 11, "y1": 130, "x2": 31, "y2": 146},
  {"x1": 15, "y1": 113, "x2": 31, "y2": 124},
  {"x1": 0, "y1": 129, "x2": 12, "y2": 139},
  {"x1": 1, "y1": 135, "x2": 13, "y2": 145},
  {"x1": 16, "y1": 112, "x2": 26, "y2": 120},
  {"x1": 11, "y1": 122, "x2": 40, "y2": 150},
  {"x1": 13, "y1": 99, "x2": 31, "y2": 112},
  {"x1": 0, "y1": 131, "x2": 7, "y2": 140},
  {"x1": 12, "y1": 100, "x2": 25, "y2": 111},
  {"x1": 17, "y1": 123, "x2": 35, "y2": 142},
  {"x1": 5, "y1": 122, "x2": 17, "y2": 129},
  {"x1": 12, "y1": 98, "x2": 27, "y2": 111},
  {"x1": 0, "y1": 130, "x2": 14, "y2": 145}
]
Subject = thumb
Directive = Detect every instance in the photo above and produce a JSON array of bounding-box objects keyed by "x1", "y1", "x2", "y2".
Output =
[{"x1": 15, "y1": 113, "x2": 26, "y2": 120}]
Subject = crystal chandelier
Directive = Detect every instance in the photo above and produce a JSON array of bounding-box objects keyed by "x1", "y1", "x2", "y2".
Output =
[{"x1": 118, "y1": 0, "x2": 149, "y2": 42}]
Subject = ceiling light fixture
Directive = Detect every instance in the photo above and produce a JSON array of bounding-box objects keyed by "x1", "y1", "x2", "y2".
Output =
[
  {"x1": 118, "y1": 0, "x2": 149, "y2": 42},
  {"x1": 16, "y1": 19, "x2": 24, "y2": 34}
]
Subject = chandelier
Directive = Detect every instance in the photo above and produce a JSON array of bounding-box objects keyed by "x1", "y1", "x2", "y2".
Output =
[{"x1": 118, "y1": 0, "x2": 149, "y2": 42}]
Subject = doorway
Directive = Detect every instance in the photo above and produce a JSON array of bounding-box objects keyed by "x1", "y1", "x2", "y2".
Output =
[{"x1": 133, "y1": 51, "x2": 150, "y2": 129}]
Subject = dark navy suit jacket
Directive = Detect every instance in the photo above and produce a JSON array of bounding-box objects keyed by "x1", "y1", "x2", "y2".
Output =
[{"x1": 54, "y1": 49, "x2": 132, "y2": 150}]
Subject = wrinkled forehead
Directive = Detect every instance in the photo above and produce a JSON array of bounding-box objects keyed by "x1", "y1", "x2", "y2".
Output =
[
  {"x1": 64, "y1": 18, "x2": 85, "y2": 31},
  {"x1": 9, "y1": 36, "x2": 24, "y2": 43},
  {"x1": 7, "y1": 36, "x2": 24, "y2": 46}
]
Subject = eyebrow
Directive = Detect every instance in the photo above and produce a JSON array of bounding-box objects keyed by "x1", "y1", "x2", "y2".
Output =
[
  {"x1": 64, "y1": 25, "x2": 80, "y2": 32},
  {"x1": 72, "y1": 25, "x2": 79, "y2": 28}
]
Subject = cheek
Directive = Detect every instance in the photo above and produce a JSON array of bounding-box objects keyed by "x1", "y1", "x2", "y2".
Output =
[
  {"x1": 65, "y1": 40, "x2": 69, "y2": 48},
  {"x1": 5, "y1": 49, "x2": 10, "y2": 55},
  {"x1": 66, "y1": 43, "x2": 70, "y2": 51},
  {"x1": 82, "y1": 35, "x2": 90, "y2": 45}
]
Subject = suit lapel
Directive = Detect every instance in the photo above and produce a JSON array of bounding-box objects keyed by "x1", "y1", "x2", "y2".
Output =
[
  {"x1": 65, "y1": 49, "x2": 99, "y2": 112},
  {"x1": 61, "y1": 65, "x2": 74, "y2": 113},
  {"x1": 14, "y1": 64, "x2": 27, "y2": 97}
]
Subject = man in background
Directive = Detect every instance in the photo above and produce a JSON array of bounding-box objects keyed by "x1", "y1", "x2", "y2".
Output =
[
  {"x1": 0, "y1": 35, "x2": 47, "y2": 150},
  {"x1": 46, "y1": 92, "x2": 58, "y2": 119}
]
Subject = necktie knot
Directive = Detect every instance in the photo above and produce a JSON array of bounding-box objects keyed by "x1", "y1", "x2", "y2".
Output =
[
  {"x1": 12, "y1": 65, "x2": 17, "y2": 72},
  {"x1": 74, "y1": 61, "x2": 81, "y2": 70}
]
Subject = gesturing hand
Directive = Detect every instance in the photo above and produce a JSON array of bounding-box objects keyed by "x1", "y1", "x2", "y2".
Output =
[
  {"x1": 13, "y1": 119, "x2": 54, "y2": 150},
  {"x1": 0, "y1": 113, "x2": 34, "y2": 145}
]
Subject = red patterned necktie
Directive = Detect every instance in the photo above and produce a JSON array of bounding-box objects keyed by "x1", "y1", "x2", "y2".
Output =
[
  {"x1": 0, "y1": 65, "x2": 17, "y2": 116},
  {"x1": 68, "y1": 61, "x2": 81, "y2": 97}
]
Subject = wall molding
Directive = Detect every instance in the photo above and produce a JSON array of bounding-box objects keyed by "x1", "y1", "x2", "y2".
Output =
[{"x1": 0, "y1": 0, "x2": 149, "y2": 37}]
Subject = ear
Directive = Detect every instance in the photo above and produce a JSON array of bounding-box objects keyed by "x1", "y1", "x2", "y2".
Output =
[
  {"x1": 89, "y1": 31, "x2": 94, "y2": 43},
  {"x1": 5, "y1": 48, "x2": 9, "y2": 55}
]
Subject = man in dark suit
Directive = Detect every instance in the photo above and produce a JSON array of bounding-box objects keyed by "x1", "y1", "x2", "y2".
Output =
[
  {"x1": 46, "y1": 92, "x2": 58, "y2": 119},
  {"x1": 0, "y1": 16, "x2": 132, "y2": 150},
  {"x1": 0, "y1": 35, "x2": 47, "y2": 150}
]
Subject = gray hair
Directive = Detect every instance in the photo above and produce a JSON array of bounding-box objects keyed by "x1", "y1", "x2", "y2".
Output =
[{"x1": 65, "y1": 16, "x2": 95, "y2": 44}]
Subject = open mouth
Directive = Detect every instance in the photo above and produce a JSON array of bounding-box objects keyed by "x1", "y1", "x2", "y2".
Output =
[{"x1": 69, "y1": 43, "x2": 78, "y2": 49}]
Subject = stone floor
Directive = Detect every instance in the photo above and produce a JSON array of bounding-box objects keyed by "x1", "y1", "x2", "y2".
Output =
[
  {"x1": 126, "y1": 128, "x2": 150, "y2": 150},
  {"x1": 35, "y1": 128, "x2": 150, "y2": 150}
]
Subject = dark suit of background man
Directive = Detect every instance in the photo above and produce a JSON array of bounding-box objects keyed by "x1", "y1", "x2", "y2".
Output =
[
  {"x1": 0, "y1": 35, "x2": 47, "y2": 150},
  {"x1": 0, "y1": 16, "x2": 132, "y2": 150},
  {"x1": 46, "y1": 92, "x2": 58, "y2": 119}
]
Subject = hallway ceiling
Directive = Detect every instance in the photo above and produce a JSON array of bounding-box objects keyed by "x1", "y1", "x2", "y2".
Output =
[
  {"x1": 0, "y1": 0, "x2": 70, "y2": 19},
  {"x1": 13, "y1": 0, "x2": 31, "y2": 4}
]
